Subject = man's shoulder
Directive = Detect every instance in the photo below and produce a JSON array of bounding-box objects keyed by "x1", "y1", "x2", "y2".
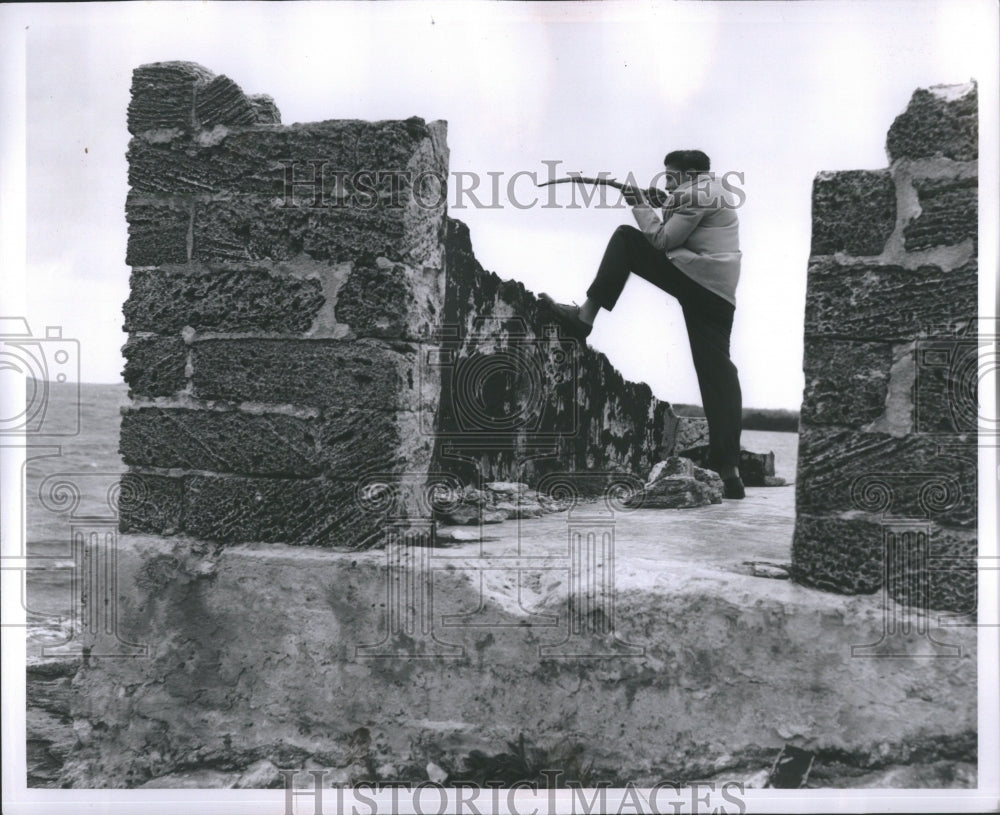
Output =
[{"x1": 670, "y1": 177, "x2": 741, "y2": 216}]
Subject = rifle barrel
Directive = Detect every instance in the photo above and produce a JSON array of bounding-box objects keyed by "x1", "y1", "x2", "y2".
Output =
[
  {"x1": 536, "y1": 176, "x2": 667, "y2": 205},
  {"x1": 536, "y1": 177, "x2": 629, "y2": 190}
]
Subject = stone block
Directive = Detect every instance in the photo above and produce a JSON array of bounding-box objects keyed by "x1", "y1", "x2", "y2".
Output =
[
  {"x1": 129, "y1": 118, "x2": 442, "y2": 196},
  {"x1": 913, "y1": 330, "x2": 981, "y2": 435},
  {"x1": 125, "y1": 197, "x2": 190, "y2": 267},
  {"x1": 190, "y1": 195, "x2": 407, "y2": 264},
  {"x1": 190, "y1": 339, "x2": 434, "y2": 412},
  {"x1": 626, "y1": 475, "x2": 719, "y2": 508},
  {"x1": 119, "y1": 408, "x2": 322, "y2": 477},
  {"x1": 118, "y1": 472, "x2": 184, "y2": 534},
  {"x1": 793, "y1": 513, "x2": 976, "y2": 612},
  {"x1": 792, "y1": 514, "x2": 893, "y2": 595},
  {"x1": 247, "y1": 94, "x2": 281, "y2": 124},
  {"x1": 659, "y1": 414, "x2": 709, "y2": 458},
  {"x1": 803, "y1": 257, "x2": 977, "y2": 340},
  {"x1": 129, "y1": 62, "x2": 282, "y2": 135},
  {"x1": 122, "y1": 267, "x2": 325, "y2": 334},
  {"x1": 810, "y1": 170, "x2": 896, "y2": 256},
  {"x1": 121, "y1": 334, "x2": 188, "y2": 397},
  {"x1": 795, "y1": 427, "x2": 976, "y2": 527},
  {"x1": 886, "y1": 83, "x2": 978, "y2": 162},
  {"x1": 335, "y1": 258, "x2": 440, "y2": 340},
  {"x1": 194, "y1": 74, "x2": 259, "y2": 130},
  {"x1": 903, "y1": 176, "x2": 977, "y2": 251},
  {"x1": 127, "y1": 134, "x2": 279, "y2": 196},
  {"x1": 181, "y1": 474, "x2": 380, "y2": 547},
  {"x1": 628, "y1": 456, "x2": 724, "y2": 507},
  {"x1": 127, "y1": 61, "x2": 214, "y2": 134},
  {"x1": 320, "y1": 410, "x2": 432, "y2": 475},
  {"x1": 801, "y1": 339, "x2": 893, "y2": 427}
]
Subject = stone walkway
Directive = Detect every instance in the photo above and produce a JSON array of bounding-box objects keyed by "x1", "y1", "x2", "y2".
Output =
[{"x1": 437, "y1": 482, "x2": 795, "y2": 578}]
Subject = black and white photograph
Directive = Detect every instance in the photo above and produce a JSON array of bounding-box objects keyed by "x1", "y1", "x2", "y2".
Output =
[{"x1": 1, "y1": 1, "x2": 997, "y2": 813}]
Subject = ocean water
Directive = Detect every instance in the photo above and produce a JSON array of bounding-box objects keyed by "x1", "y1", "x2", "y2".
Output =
[
  {"x1": 20, "y1": 382, "x2": 128, "y2": 653},
  {"x1": 18, "y1": 383, "x2": 797, "y2": 649}
]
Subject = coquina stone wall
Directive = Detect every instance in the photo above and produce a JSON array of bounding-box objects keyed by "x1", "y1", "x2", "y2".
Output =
[
  {"x1": 118, "y1": 62, "x2": 700, "y2": 548},
  {"x1": 793, "y1": 82, "x2": 979, "y2": 613},
  {"x1": 435, "y1": 219, "x2": 704, "y2": 490}
]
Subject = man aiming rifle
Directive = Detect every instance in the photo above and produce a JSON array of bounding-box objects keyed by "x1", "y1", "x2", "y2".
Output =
[{"x1": 539, "y1": 150, "x2": 746, "y2": 499}]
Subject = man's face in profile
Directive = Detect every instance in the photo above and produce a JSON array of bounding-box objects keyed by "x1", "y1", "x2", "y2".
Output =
[{"x1": 663, "y1": 164, "x2": 686, "y2": 193}]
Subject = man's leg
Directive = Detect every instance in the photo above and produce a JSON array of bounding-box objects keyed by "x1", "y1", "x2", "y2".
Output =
[
  {"x1": 585, "y1": 225, "x2": 689, "y2": 311},
  {"x1": 545, "y1": 224, "x2": 745, "y2": 492},
  {"x1": 541, "y1": 224, "x2": 690, "y2": 339},
  {"x1": 682, "y1": 300, "x2": 743, "y2": 482}
]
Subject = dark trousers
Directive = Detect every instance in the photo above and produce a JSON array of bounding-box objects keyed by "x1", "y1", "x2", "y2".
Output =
[{"x1": 586, "y1": 225, "x2": 743, "y2": 474}]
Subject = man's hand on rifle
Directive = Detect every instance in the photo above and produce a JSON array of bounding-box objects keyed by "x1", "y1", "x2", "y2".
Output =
[{"x1": 622, "y1": 186, "x2": 647, "y2": 207}]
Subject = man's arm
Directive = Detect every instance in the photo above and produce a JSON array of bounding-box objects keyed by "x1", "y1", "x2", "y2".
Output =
[{"x1": 630, "y1": 192, "x2": 707, "y2": 252}]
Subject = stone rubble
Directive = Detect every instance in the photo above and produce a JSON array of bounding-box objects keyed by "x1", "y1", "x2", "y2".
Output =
[
  {"x1": 625, "y1": 456, "x2": 724, "y2": 508},
  {"x1": 436, "y1": 451, "x2": 791, "y2": 524},
  {"x1": 435, "y1": 481, "x2": 572, "y2": 525}
]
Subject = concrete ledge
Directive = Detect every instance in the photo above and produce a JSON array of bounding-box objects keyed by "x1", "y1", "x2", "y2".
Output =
[{"x1": 63, "y1": 495, "x2": 975, "y2": 787}]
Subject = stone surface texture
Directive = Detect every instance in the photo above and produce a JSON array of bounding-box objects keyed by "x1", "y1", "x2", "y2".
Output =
[
  {"x1": 120, "y1": 62, "x2": 450, "y2": 548},
  {"x1": 435, "y1": 219, "x2": 703, "y2": 488},
  {"x1": 58, "y1": 524, "x2": 974, "y2": 788},
  {"x1": 625, "y1": 456, "x2": 724, "y2": 508},
  {"x1": 794, "y1": 81, "x2": 978, "y2": 612}
]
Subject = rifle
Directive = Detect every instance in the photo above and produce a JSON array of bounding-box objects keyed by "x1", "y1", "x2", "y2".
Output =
[{"x1": 537, "y1": 176, "x2": 669, "y2": 207}]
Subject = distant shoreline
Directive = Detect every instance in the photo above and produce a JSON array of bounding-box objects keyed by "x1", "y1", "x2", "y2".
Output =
[
  {"x1": 673, "y1": 403, "x2": 800, "y2": 433},
  {"x1": 38, "y1": 383, "x2": 803, "y2": 434}
]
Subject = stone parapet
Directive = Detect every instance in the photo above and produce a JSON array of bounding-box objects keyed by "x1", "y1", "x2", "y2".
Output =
[
  {"x1": 120, "y1": 62, "x2": 448, "y2": 548},
  {"x1": 793, "y1": 82, "x2": 979, "y2": 613}
]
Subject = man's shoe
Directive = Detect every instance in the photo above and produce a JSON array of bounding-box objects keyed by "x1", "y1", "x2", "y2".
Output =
[
  {"x1": 539, "y1": 293, "x2": 592, "y2": 340},
  {"x1": 723, "y1": 476, "x2": 745, "y2": 500}
]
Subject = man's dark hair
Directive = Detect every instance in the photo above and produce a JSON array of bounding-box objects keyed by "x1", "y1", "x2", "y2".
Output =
[{"x1": 663, "y1": 150, "x2": 711, "y2": 172}]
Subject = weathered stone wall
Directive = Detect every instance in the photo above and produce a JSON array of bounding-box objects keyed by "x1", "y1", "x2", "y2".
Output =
[
  {"x1": 119, "y1": 61, "x2": 449, "y2": 548},
  {"x1": 434, "y1": 219, "x2": 703, "y2": 490},
  {"x1": 119, "y1": 62, "x2": 701, "y2": 547},
  {"x1": 793, "y1": 82, "x2": 978, "y2": 612}
]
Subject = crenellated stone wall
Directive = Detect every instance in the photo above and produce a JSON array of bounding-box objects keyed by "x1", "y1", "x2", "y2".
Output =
[
  {"x1": 120, "y1": 62, "x2": 451, "y2": 548},
  {"x1": 793, "y1": 82, "x2": 979, "y2": 613},
  {"x1": 118, "y1": 62, "x2": 702, "y2": 548},
  {"x1": 434, "y1": 219, "x2": 703, "y2": 491}
]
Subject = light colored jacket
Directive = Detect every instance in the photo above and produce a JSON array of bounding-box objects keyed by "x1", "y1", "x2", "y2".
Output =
[{"x1": 631, "y1": 174, "x2": 742, "y2": 306}]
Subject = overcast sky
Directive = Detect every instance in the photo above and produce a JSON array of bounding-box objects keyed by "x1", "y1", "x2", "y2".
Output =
[{"x1": 3, "y1": 1, "x2": 997, "y2": 409}]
